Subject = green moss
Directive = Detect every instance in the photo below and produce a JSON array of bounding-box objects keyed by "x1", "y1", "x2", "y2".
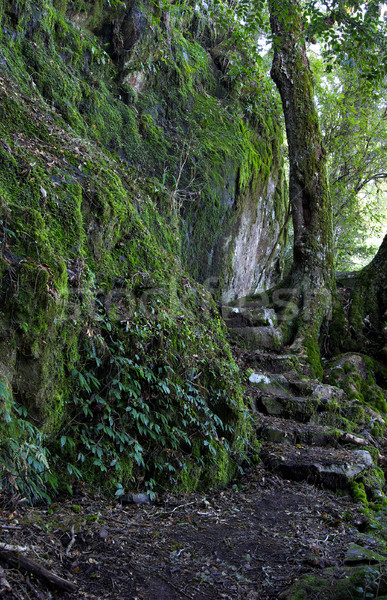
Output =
[
  {"x1": 325, "y1": 354, "x2": 387, "y2": 420},
  {"x1": 287, "y1": 565, "x2": 387, "y2": 600},
  {"x1": 327, "y1": 297, "x2": 348, "y2": 355},
  {"x1": 303, "y1": 331, "x2": 324, "y2": 380},
  {"x1": 352, "y1": 481, "x2": 369, "y2": 505},
  {"x1": 287, "y1": 575, "x2": 330, "y2": 600}
]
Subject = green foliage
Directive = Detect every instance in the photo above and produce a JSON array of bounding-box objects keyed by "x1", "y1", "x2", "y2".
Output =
[
  {"x1": 304, "y1": 0, "x2": 387, "y2": 84},
  {"x1": 0, "y1": 382, "x2": 58, "y2": 504},
  {"x1": 55, "y1": 298, "x2": 244, "y2": 495},
  {"x1": 312, "y1": 58, "x2": 387, "y2": 270}
]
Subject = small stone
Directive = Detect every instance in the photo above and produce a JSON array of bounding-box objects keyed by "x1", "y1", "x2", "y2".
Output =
[
  {"x1": 249, "y1": 373, "x2": 271, "y2": 385},
  {"x1": 121, "y1": 493, "x2": 151, "y2": 505},
  {"x1": 351, "y1": 450, "x2": 373, "y2": 467}
]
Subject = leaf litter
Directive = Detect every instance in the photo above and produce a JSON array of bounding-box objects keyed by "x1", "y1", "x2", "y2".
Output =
[{"x1": 0, "y1": 463, "x2": 365, "y2": 600}]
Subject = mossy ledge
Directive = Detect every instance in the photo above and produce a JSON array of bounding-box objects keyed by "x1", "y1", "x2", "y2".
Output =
[{"x1": 0, "y1": 0, "x2": 288, "y2": 501}]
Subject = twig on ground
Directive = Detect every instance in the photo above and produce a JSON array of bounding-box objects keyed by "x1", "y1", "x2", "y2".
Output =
[{"x1": 66, "y1": 525, "x2": 76, "y2": 556}]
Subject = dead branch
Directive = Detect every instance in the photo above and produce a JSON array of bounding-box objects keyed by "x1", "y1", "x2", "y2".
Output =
[
  {"x1": 341, "y1": 433, "x2": 368, "y2": 446},
  {"x1": 0, "y1": 548, "x2": 77, "y2": 593}
]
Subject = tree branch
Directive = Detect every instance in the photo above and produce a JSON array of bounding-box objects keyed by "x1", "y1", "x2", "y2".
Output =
[{"x1": 0, "y1": 549, "x2": 77, "y2": 594}]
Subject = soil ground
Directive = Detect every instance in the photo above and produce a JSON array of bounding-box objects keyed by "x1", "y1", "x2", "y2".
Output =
[{"x1": 0, "y1": 464, "x2": 365, "y2": 600}]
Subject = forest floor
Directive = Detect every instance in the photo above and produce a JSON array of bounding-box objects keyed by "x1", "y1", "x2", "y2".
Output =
[{"x1": 0, "y1": 462, "x2": 367, "y2": 600}]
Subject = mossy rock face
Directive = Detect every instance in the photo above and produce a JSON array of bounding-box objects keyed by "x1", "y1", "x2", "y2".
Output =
[
  {"x1": 0, "y1": 0, "x2": 290, "y2": 498},
  {"x1": 74, "y1": 0, "x2": 289, "y2": 301}
]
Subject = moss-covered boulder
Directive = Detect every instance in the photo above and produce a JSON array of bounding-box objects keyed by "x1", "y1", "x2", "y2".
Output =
[
  {"x1": 324, "y1": 354, "x2": 387, "y2": 417},
  {"x1": 285, "y1": 562, "x2": 387, "y2": 600}
]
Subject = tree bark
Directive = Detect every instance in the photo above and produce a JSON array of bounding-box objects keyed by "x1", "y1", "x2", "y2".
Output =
[
  {"x1": 330, "y1": 234, "x2": 387, "y2": 361},
  {"x1": 349, "y1": 233, "x2": 387, "y2": 359},
  {"x1": 268, "y1": 0, "x2": 335, "y2": 377}
]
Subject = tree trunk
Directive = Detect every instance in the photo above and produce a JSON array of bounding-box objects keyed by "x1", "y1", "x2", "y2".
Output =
[
  {"x1": 268, "y1": 0, "x2": 335, "y2": 377},
  {"x1": 349, "y1": 233, "x2": 387, "y2": 360}
]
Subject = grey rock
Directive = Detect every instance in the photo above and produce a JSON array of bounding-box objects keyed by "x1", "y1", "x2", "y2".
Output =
[
  {"x1": 257, "y1": 395, "x2": 320, "y2": 421},
  {"x1": 315, "y1": 461, "x2": 365, "y2": 481},
  {"x1": 312, "y1": 383, "x2": 346, "y2": 403},
  {"x1": 365, "y1": 407, "x2": 385, "y2": 424},
  {"x1": 259, "y1": 425, "x2": 295, "y2": 444},
  {"x1": 229, "y1": 326, "x2": 282, "y2": 350},
  {"x1": 351, "y1": 450, "x2": 374, "y2": 467},
  {"x1": 246, "y1": 352, "x2": 297, "y2": 374},
  {"x1": 260, "y1": 397, "x2": 285, "y2": 416},
  {"x1": 122, "y1": 493, "x2": 151, "y2": 505},
  {"x1": 253, "y1": 308, "x2": 277, "y2": 327},
  {"x1": 260, "y1": 443, "x2": 377, "y2": 491},
  {"x1": 230, "y1": 306, "x2": 277, "y2": 327},
  {"x1": 256, "y1": 417, "x2": 338, "y2": 447},
  {"x1": 249, "y1": 372, "x2": 290, "y2": 398},
  {"x1": 344, "y1": 543, "x2": 387, "y2": 565}
]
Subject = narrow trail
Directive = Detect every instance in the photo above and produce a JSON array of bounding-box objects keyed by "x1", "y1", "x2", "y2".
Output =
[{"x1": 1, "y1": 299, "x2": 386, "y2": 600}]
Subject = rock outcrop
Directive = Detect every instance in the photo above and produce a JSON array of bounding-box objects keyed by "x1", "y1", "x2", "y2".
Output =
[{"x1": 0, "y1": 0, "x2": 287, "y2": 498}]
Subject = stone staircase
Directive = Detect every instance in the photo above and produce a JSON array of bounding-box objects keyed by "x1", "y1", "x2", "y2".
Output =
[
  {"x1": 224, "y1": 299, "x2": 387, "y2": 501},
  {"x1": 223, "y1": 304, "x2": 283, "y2": 352}
]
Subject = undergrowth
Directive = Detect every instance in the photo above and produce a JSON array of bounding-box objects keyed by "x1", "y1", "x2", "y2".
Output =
[
  {"x1": 0, "y1": 381, "x2": 57, "y2": 504},
  {"x1": 55, "y1": 298, "x2": 245, "y2": 500}
]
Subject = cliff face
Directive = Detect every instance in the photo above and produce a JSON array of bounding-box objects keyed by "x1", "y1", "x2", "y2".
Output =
[
  {"x1": 0, "y1": 0, "x2": 287, "y2": 499},
  {"x1": 75, "y1": 0, "x2": 288, "y2": 300}
]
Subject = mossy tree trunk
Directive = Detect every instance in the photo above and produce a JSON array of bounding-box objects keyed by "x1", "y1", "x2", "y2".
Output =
[
  {"x1": 349, "y1": 233, "x2": 387, "y2": 359},
  {"x1": 268, "y1": 0, "x2": 335, "y2": 377}
]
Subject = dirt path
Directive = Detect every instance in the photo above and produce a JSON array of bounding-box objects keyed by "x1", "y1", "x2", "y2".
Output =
[{"x1": 0, "y1": 464, "x2": 364, "y2": 600}]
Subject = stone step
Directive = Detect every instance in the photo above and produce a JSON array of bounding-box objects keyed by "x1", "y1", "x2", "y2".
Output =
[
  {"x1": 260, "y1": 442, "x2": 382, "y2": 495},
  {"x1": 248, "y1": 370, "x2": 347, "y2": 422},
  {"x1": 248, "y1": 372, "x2": 293, "y2": 398},
  {"x1": 256, "y1": 414, "x2": 344, "y2": 447},
  {"x1": 243, "y1": 351, "x2": 302, "y2": 374},
  {"x1": 256, "y1": 394, "x2": 323, "y2": 421},
  {"x1": 249, "y1": 372, "x2": 340, "y2": 423},
  {"x1": 228, "y1": 326, "x2": 282, "y2": 350},
  {"x1": 222, "y1": 305, "x2": 277, "y2": 328},
  {"x1": 256, "y1": 414, "x2": 372, "y2": 450},
  {"x1": 248, "y1": 370, "x2": 345, "y2": 401}
]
